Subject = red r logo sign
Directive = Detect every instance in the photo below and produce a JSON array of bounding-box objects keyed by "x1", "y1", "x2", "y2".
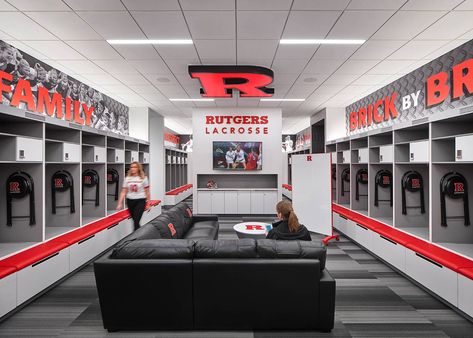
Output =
[
  {"x1": 246, "y1": 225, "x2": 264, "y2": 230},
  {"x1": 307, "y1": 155, "x2": 312, "y2": 161},
  {"x1": 454, "y1": 182, "x2": 464, "y2": 193}
]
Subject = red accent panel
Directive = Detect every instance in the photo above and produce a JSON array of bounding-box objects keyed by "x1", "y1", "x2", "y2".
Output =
[
  {"x1": 166, "y1": 185, "x2": 193, "y2": 195},
  {"x1": 0, "y1": 266, "x2": 16, "y2": 279}
]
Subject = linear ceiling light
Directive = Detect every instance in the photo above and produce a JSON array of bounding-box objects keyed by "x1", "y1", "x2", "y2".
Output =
[
  {"x1": 169, "y1": 98, "x2": 215, "y2": 102},
  {"x1": 260, "y1": 98, "x2": 305, "y2": 102},
  {"x1": 280, "y1": 39, "x2": 365, "y2": 45},
  {"x1": 107, "y1": 39, "x2": 193, "y2": 45}
]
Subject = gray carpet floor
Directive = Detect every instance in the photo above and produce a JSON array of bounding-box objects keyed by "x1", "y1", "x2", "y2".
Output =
[{"x1": 1, "y1": 204, "x2": 473, "y2": 337}]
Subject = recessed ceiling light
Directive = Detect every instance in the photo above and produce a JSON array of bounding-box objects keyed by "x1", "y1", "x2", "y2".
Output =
[
  {"x1": 169, "y1": 98, "x2": 215, "y2": 102},
  {"x1": 260, "y1": 98, "x2": 305, "y2": 102},
  {"x1": 107, "y1": 39, "x2": 193, "y2": 45},
  {"x1": 280, "y1": 39, "x2": 365, "y2": 45},
  {"x1": 156, "y1": 77, "x2": 171, "y2": 83}
]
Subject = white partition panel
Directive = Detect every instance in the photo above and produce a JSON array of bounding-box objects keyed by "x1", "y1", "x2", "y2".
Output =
[{"x1": 292, "y1": 153, "x2": 332, "y2": 236}]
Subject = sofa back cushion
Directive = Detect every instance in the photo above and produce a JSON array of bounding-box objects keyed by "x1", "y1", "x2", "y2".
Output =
[
  {"x1": 149, "y1": 214, "x2": 178, "y2": 239},
  {"x1": 111, "y1": 239, "x2": 195, "y2": 259},
  {"x1": 167, "y1": 203, "x2": 192, "y2": 237},
  {"x1": 256, "y1": 240, "x2": 327, "y2": 270},
  {"x1": 194, "y1": 239, "x2": 257, "y2": 258}
]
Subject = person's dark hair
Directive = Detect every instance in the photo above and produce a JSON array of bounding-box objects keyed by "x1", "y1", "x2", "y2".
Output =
[{"x1": 276, "y1": 200, "x2": 300, "y2": 233}]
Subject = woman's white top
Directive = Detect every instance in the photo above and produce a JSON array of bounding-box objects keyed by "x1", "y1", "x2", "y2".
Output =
[{"x1": 123, "y1": 175, "x2": 149, "y2": 199}]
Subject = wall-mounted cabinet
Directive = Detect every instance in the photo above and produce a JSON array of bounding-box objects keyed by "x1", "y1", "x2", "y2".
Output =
[
  {"x1": 46, "y1": 141, "x2": 80, "y2": 163},
  {"x1": 0, "y1": 136, "x2": 43, "y2": 162}
]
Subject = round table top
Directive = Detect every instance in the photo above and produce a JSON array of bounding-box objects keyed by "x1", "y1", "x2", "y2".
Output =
[{"x1": 233, "y1": 222, "x2": 272, "y2": 235}]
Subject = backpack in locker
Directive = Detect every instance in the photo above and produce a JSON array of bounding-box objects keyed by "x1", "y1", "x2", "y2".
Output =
[
  {"x1": 355, "y1": 169, "x2": 368, "y2": 201},
  {"x1": 6, "y1": 171, "x2": 35, "y2": 226},
  {"x1": 341, "y1": 168, "x2": 350, "y2": 196},
  {"x1": 82, "y1": 169, "x2": 100, "y2": 206},
  {"x1": 401, "y1": 171, "x2": 425, "y2": 215},
  {"x1": 374, "y1": 169, "x2": 392, "y2": 207},
  {"x1": 440, "y1": 172, "x2": 470, "y2": 227},
  {"x1": 107, "y1": 168, "x2": 120, "y2": 201},
  {"x1": 51, "y1": 170, "x2": 75, "y2": 214}
]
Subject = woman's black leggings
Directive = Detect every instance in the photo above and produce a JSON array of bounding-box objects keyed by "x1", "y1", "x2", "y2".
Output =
[{"x1": 126, "y1": 198, "x2": 146, "y2": 231}]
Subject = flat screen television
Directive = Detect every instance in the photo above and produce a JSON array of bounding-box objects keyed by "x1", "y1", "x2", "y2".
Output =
[{"x1": 213, "y1": 141, "x2": 262, "y2": 170}]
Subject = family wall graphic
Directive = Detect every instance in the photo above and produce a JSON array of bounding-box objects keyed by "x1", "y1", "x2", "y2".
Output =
[
  {"x1": 347, "y1": 39, "x2": 473, "y2": 134},
  {"x1": 0, "y1": 40, "x2": 129, "y2": 135}
]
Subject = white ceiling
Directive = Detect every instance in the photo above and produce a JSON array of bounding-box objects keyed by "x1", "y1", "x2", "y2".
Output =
[{"x1": 1, "y1": 0, "x2": 473, "y2": 134}]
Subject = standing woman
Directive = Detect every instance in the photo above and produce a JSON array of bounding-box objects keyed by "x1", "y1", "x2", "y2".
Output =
[{"x1": 116, "y1": 162, "x2": 150, "y2": 231}]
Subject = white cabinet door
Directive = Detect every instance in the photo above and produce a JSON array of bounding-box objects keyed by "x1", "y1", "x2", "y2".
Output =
[
  {"x1": 333, "y1": 213, "x2": 347, "y2": 234},
  {"x1": 342, "y1": 150, "x2": 351, "y2": 164},
  {"x1": 130, "y1": 151, "x2": 139, "y2": 163},
  {"x1": 0, "y1": 272, "x2": 16, "y2": 317},
  {"x1": 94, "y1": 147, "x2": 106, "y2": 163},
  {"x1": 237, "y1": 191, "x2": 251, "y2": 214},
  {"x1": 358, "y1": 148, "x2": 368, "y2": 163},
  {"x1": 354, "y1": 223, "x2": 373, "y2": 249},
  {"x1": 116, "y1": 149, "x2": 125, "y2": 163},
  {"x1": 455, "y1": 135, "x2": 473, "y2": 161},
  {"x1": 251, "y1": 191, "x2": 265, "y2": 214},
  {"x1": 409, "y1": 141, "x2": 429, "y2": 162},
  {"x1": 198, "y1": 191, "x2": 212, "y2": 214},
  {"x1": 142, "y1": 152, "x2": 150, "y2": 163},
  {"x1": 211, "y1": 191, "x2": 225, "y2": 214},
  {"x1": 371, "y1": 234, "x2": 406, "y2": 272},
  {"x1": 16, "y1": 137, "x2": 43, "y2": 162},
  {"x1": 263, "y1": 191, "x2": 278, "y2": 214},
  {"x1": 63, "y1": 143, "x2": 81, "y2": 162},
  {"x1": 458, "y1": 274, "x2": 473, "y2": 317},
  {"x1": 379, "y1": 145, "x2": 393, "y2": 163},
  {"x1": 224, "y1": 191, "x2": 238, "y2": 214}
]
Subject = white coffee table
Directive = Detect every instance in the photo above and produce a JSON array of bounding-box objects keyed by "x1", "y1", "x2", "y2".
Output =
[{"x1": 233, "y1": 222, "x2": 272, "y2": 239}]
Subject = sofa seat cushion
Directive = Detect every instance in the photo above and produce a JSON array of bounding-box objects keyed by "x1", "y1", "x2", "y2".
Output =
[
  {"x1": 183, "y1": 226, "x2": 218, "y2": 240},
  {"x1": 192, "y1": 220, "x2": 218, "y2": 230},
  {"x1": 111, "y1": 239, "x2": 195, "y2": 259},
  {"x1": 194, "y1": 239, "x2": 257, "y2": 258},
  {"x1": 256, "y1": 240, "x2": 327, "y2": 270}
]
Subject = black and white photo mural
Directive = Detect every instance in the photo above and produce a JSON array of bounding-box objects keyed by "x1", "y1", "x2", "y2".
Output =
[{"x1": 0, "y1": 40, "x2": 129, "y2": 135}]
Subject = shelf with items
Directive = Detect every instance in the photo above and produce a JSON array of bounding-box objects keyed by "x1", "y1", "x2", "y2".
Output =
[{"x1": 394, "y1": 163, "x2": 429, "y2": 240}]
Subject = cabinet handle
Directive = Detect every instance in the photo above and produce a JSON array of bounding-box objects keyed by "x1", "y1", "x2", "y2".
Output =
[
  {"x1": 358, "y1": 156, "x2": 361, "y2": 162},
  {"x1": 78, "y1": 234, "x2": 95, "y2": 244},
  {"x1": 357, "y1": 223, "x2": 368, "y2": 230},
  {"x1": 19, "y1": 149, "x2": 25, "y2": 159},
  {"x1": 456, "y1": 149, "x2": 462, "y2": 159},
  {"x1": 415, "y1": 253, "x2": 443, "y2": 268},
  {"x1": 380, "y1": 235, "x2": 397, "y2": 245},
  {"x1": 32, "y1": 252, "x2": 59, "y2": 267},
  {"x1": 116, "y1": 155, "x2": 118, "y2": 161},
  {"x1": 65, "y1": 152, "x2": 69, "y2": 160},
  {"x1": 340, "y1": 215, "x2": 348, "y2": 220},
  {"x1": 380, "y1": 154, "x2": 383, "y2": 161},
  {"x1": 107, "y1": 223, "x2": 119, "y2": 230},
  {"x1": 95, "y1": 154, "x2": 98, "y2": 161}
]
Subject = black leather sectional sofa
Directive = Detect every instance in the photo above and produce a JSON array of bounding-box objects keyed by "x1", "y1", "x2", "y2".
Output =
[{"x1": 94, "y1": 202, "x2": 335, "y2": 332}]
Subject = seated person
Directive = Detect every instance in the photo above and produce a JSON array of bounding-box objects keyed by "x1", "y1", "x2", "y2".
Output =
[{"x1": 266, "y1": 201, "x2": 311, "y2": 241}]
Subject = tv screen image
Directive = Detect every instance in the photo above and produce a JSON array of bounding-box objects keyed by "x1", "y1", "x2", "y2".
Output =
[{"x1": 213, "y1": 141, "x2": 262, "y2": 170}]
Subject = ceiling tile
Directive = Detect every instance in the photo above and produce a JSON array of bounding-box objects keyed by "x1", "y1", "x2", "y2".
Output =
[
  {"x1": 272, "y1": 58, "x2": 308, "y2": 74},
  {"x1": 157, "y1": 84, "x2": 189, "y2": 97},
  {"x1": 323, "y1": 73, "x2": 359, "y2": 85},
  {"x1": 155, "y1": 44, "x2": 199, "y2": 60},
  {"x1": 336, "y1": 59, "x2": 378, "y2": 74},
  {"x1": 238, "y1": 58, "x2": 273, "y2": 67},
  {"x1": 353, "y1": 74, "x2": 391, "y2": 85},
  {"x1": 113, "y1": 73, "x2": 149, "y2": 85},
  {"x1": 132, "y1": 11, "x2": 191, "y2": 39},
  {"x1": 123, "y1": 0, "x2": 180, "y2": 10},
  {"x1": 237, "y1": 0, "x2": 292, "y2": 10},
  {"x1": 129, "y1": 59, "x2": 172, "y2": 74},
  {"x1": 311, "y1": 84, "x2": 345, "y2": 95},
  {"x1": 185, "y1": 11, "x2": 235, "y2": 39},
  {"x1": 0, "y1": 30, "x2": 13, "y2": 39},
  {"x1": 77, "y1": 11, "x2": 145, "y2": 39},
  {"x1": 143, "y1": 72, "x2": 180, "y2": 85},
  {"x1": 26, "y1": 11, "x2": 101, "y2": 40},
  {"x1": 8, "y1": 0, "x2": 70, "y2": 11},
  {"x1": 304, "y1": 58, "x2": 345, "y2": 73},
  {"x1": 67, "y1": 40, "x2": 122, "y2": 60},
  {"x1": 416, "y1": 11, "x2": 473, "y2": 40},
  {"x1": 313, "y1": 44, "x2": 359, "y2": 59},
  {"x1": 454, "y1": 0, "x2": 473, "y2": 9},
  {"x1": 402, "y1": 0, "x2": 463, "y2": 10},
  {"x1": 64, "y1": 0, "x2": 125, "y2": 10},
  {"x1": 196, "y1": 57, "x2": 236, "y2": 64},
  {"x1": 237, "y1": 98, "x2": 260, "y2": 107},
  {"x1": 93, "y1": 60, "x2": 139, "y2": 74},
  {"x1": 294, "y1": 73, "x2": 330, "y2": 86},
  {"x1": 327, "y1": 10, "x2": 394, "y2": 39},
  {"x1": 347, "y1": 0, "x2": 406, "y2": 10},
  {"x1": 351, "y1": 40, "x2": 407, "y2": 60},
  {"x1": 367, "y1": 60, "x2": 415, "y2": 74},
  {"x1": 113, "y1": 44, "x2": 160, "y2": 60},
  {"x1": 275, "y1": 44, "x2": 319, "y2": 59},
  {"x1": 387, "y1": 40, "x2": 449, "y2": 60},
  {"x1": 237, "y1": 40, "x2": 278, "y2": 60},
  {"x1": 79, "y1": 73, "x2": 121, "y2": 85},
  {"x1": 180, "y1": 0, "x2": 235, "y2": 10},
  {"x1": 194, "y1": 40, "x2": 236, "y2": 60},
  {"x1": 0, "y1": 12, "x2": 56, "y2": 40},
  {"x1": 0, "y1": 1, "x2": 16, "y2": 10},
  {"x1": 238, "y1": 11, "x2": 288, "y2": 39},
  {"x1": 272, "y1": 73, "x2": 300, "y2": 85},
  {"x1": 282, "y1": 10, "x2": 341, "y2": 39},
  {"x1": 24, "y1": 40, "x2": 85, "y2": 60},
  {"x1": 372, "y1": 10, "x2": 446, "y2": 39},
  {"x1": 292, "y1": 0, "x2": 350, "y2": 10},
  {"x1": 6, "y1": 40, "x2": 51, "y2": 60},
  {"x1": 166, "y1": 58, "x2": 200, "y2": 74},
  {"x1": 100, "y1": 83, "x2": 130, "y2": 94},
  {"x1": 58, "y1": 60, "x2": 107, "y2": 74},
  {"x1": 423, "y1": 39, "x2": 469, "y2": 60}
]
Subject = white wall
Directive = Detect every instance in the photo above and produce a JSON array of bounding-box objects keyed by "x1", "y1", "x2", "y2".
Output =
[
  {"x1": 149, "y1": 109, "x2": 165, "y2": 201},
  {"x1": 128, "y1": 107, "x2": 149, "y2": 141},
  {"x1": 192, "y1": 108, "x2": 283, "y2": 210},
  {"x1": 324, "y1": 107, "x2": 346, "y2": 141}
]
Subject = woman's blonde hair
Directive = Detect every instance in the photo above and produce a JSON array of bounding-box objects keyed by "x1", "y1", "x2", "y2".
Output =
[
  {"x1": 127, "y1": 161, "x2": 146, "y2": 179},
  {"x1": 276, "y1": 200, "x2": 300, "y2": 233}
]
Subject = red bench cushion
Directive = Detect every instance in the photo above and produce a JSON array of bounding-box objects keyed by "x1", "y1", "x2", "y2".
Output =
[
  {"x1": 0, "y1": 266, "x2": 16, "y2": 279},
  {"x1": 0, "y1": 241, "x2": 70, "y2": 270}
]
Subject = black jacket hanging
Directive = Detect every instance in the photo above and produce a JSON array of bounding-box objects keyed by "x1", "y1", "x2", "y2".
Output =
[
  {"x1": 6, "y1": 171, "x2": 35, "y2": 226},
  {"x1": 374, "y1": 169, "x2": 392, "y2": 207},
  {"x1": 51, "y1": 170, "x2": 75, "y2": 214},
  {"x1": 355, "y1": 169, "x2": 368, "y2": 201},
  {"x1": 107, "y1": 169, "x2": 120, "y2": 201},
  {"x1": 440, "y1": 172, "x2": 470, "y2": 227},
  {"x1": 341, "y1": 168, "x2": 350, "y2": 196},
  {"x1": 401, "y1": 171, "x2": 425, "y2": 215},
  {"x1": 82, "y1": 169, "x2": 100, "y2": 206}
]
